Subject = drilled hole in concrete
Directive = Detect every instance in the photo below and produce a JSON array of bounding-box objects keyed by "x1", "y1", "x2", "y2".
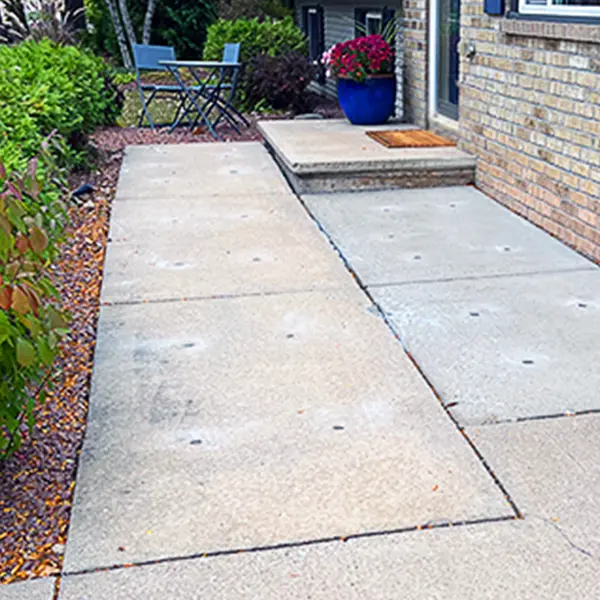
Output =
[
  {"x1": 414, "y1": 255, "x2": 422, "y2": 260},
  {"x1": 332, "y1": 425, "x2": 345, "y2": 431},
  {"x1": 190, "y1": 439, "x2": 203, "y2": 445},
  {"x1": 252, "y1": 257, "x2": 261, "y2": 262},
  {"x1": 449, "y1": 203, "x2": 456, "y2": 208},
  {"x1": 578, "y1": 302, "x2": 587, "y2": 308},
  {"x1": 522, "y1": 359, "x2": 535, "y2": 365},
  {"x1": 503, "y1": 247, "x2": 511, "y2": 252},
  {"x1": 286, "y1": 333, "x2": 295, "y2": 339},
  {"x1": 469, "y1": 312, "x2": 480, "y2": 317},
  {"x1": 182, "y1": 342, "x2": 195, "y2": 348},
  {"x1": 388, "y1": 234, "x2": 395, "y2": 239}
]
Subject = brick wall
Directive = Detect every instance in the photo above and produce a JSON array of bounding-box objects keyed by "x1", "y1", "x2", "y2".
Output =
[
  {"x1": 458, "y1": 11, "x2": 600, "y2": 262},
  {"x1": 402, "y1": 0, "x2": 428, "y2": 126}
]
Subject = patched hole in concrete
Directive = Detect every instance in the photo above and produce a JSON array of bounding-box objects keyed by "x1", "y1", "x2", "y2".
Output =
[
  {"x1": 241, "y1": 214, "x2": 249, "y2": 219},
  {"x1": 383, "y1": 208, "x2": 390, "y2": 213},
  {"x1": 388, "y1": 234, "x2": 395, "y2": 239},
  {"x1": 503, "y1": 247, "x2": 511, "y2": 252},
  {"x1": 332, "y1": 425, "x2": 345, "y2": 431},
  {"x1": 449, "y1": 203, "x2": 456, "y2": 208},
  {"x1": 252, "y1": 257, "x2": 261, "y2": 262},
  {"x1": 174, "y1": 262, "x2": 185, "y2": 267},
  {"x1": 522, "y1": 359, "x2": 535, "y2": 365}
]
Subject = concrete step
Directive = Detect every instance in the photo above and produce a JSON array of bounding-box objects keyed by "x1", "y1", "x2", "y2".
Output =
[{"x1": 258, "y1": 119, "x2": 476, "y2": 195}]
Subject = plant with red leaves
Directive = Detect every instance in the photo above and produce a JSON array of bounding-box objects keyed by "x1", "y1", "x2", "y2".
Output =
[
  {"x1": 0, "y1": 145, "x2": 69, "y2": 459},
  {"x1": 321, "y1": 34, "x2": 394, "y2": 83}
]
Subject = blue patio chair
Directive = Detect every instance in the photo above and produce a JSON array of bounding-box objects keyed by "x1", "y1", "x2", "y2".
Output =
[
  {"x1": 133, "y1": 44, "x2": 183, "y2": 130},
  {"x1": 205, "y1": 43, "x2": 250, "y2": 130}
]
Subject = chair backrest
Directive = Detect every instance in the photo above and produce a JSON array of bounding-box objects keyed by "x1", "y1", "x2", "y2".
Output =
[
  {"x1": 222, "y1": 43, "x2": 240, "y2": 64},
  {"x1": 133, "y1": 44, "x2": 176, "y2": 72}
]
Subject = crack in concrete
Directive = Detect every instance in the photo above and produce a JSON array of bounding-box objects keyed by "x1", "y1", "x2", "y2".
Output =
[
  {"x1": 365, "y1": 265, "x2": 597, "y2": 289},
  {"x1": 530, "y1": 515, "x2": 597, "y2": 561},
  {"x1": 472, "y1": 409, "x2": 600, "y2": 427},
  {"x1": 61, "y1": 515, "x2": 517, "y2": 579}
]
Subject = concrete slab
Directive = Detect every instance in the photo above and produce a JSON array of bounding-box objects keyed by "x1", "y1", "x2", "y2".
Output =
[
  {"x1": 115, "y1": 143, "x2": 289, "y2": 199},
  {"x1": 371, "y1": 270, "x2": 600, "y2": 425},
  {"x1": 304, "y1": 187, "x2": 593, "y2": 285},
  {"x1": 0, "y1": 577, "x2": 55, "y2": 600},
  {"x1": 470, "y1": 415, "x2": 600, "y2": 559},
  {"x1": 259, "y1": 120, "x2": 475, "y2": 173},
  {"x1": 63, "y1": 290, "x2": 510, "y2": 573},
  {"x1": 59, "y1": 520, "x2": 600, "y2": 599},
  {"x1": 259, "y1": 121, "x2": 476, "y2": 193},
  {"x1": 102, "y1": 193, "x2": 352, "y2": 303}
]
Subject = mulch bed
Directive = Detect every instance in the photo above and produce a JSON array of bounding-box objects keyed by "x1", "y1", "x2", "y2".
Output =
[{"x1": 0, "y1": 104, "x2": 341, "y2": 585}]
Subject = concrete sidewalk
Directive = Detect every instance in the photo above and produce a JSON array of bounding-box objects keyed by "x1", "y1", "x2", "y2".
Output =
[{"x1": 31, "y1": 143, "x2": 599, "y2": 599}]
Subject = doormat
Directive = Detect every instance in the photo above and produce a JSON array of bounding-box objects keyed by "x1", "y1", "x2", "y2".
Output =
[{"x1": 366, "y1": 129, "x2": 456, "y2": 149}]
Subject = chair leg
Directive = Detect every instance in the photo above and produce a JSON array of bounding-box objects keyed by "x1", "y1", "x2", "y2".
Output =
[{"x1": 138, "y1": 86, "x2": 157, "y2": 130}]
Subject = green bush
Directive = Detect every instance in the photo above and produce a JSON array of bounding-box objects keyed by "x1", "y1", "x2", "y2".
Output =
[
  {"x1": 0, "y1": 39, "x2": 120, "y2": 172},
  {"x1": 217, "y1": 0, "x2": 292, "y2": 21},
  {"x1": 203, "y1": 17, "x2": 306, "y2": 65},
  {"x1": 0, "y1": 149, "x2": 69, "y2": 458}
]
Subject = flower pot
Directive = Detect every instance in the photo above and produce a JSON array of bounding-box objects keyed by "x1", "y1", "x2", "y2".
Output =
[{"x1": 337, "y1": 74, "x2": 396, "y2": 126}]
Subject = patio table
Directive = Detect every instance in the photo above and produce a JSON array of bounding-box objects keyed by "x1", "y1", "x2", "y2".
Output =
[{"x1": 159, "y1": 59, "x2": 243, "y2": 138}]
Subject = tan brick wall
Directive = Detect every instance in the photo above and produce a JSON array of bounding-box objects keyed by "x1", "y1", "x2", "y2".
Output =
[
  {"x1": 458, "y1": 11, "x2": 600, "y2": 263},
  {"x1": 402, "y1": 0, "x2": 428, "y2": 126}
]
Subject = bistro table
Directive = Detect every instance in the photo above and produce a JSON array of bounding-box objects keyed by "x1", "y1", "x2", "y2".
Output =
[{"x1": 159, "y1": 59, "x2": 243, "y2": 138}]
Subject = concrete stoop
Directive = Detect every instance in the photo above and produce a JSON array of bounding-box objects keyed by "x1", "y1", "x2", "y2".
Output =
[{"x1": 258, "y1": 119, "x2": 476, "y2": 195}]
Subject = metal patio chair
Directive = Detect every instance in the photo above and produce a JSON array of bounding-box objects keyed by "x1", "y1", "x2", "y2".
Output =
[{"x1": 133, "y1": 44, "x2": 186, "y2": 130}]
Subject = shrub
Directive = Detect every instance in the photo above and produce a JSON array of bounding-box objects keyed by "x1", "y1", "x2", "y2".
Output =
[
  {"x1": 0, "y1": 39, "x2": 120, "y2": 172},
  {"x1": 0, "y1": 149, "x2": 69, "y2": 458},
  {"x1": 244, "y1": 52, "x2": 316, "y2": 114},
  {"x1": 203, "y1": 17, "x2": 306, "y2": 65},
  {"x1": 217, "y1": 0, "x2": 292, "y2": 21}
]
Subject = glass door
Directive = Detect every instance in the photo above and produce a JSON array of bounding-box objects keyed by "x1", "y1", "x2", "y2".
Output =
[{"x1": 437, "y1": 0, "x2": 461, "y2": 119}]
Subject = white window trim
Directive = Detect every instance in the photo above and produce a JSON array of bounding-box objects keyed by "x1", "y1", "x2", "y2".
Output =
[{"x1": 519, "y1": 0, "x2": 600, "y2": 18}]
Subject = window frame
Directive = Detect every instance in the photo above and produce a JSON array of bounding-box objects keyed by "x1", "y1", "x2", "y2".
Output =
[{"x1": 517, "y1": 0, "x2": 600, "y2": 18}]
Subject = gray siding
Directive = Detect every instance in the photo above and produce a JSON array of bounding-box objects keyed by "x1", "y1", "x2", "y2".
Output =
[{"x1": 297, "y1": 0, "x2": 404, "y2": 118}]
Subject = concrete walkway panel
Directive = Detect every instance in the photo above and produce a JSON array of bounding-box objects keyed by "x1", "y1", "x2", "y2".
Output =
[
  {"x1": 371, "y1": 270, "x2": 600, "y2": 424},
  {"x1": 63, "y1": 290, "x2": 510, "y2": 573},
  {"x1": 116, "y1": 143, "x2": 289, "y2": 200},
  {"x1": 304, "y1": 187, "x2": 593, "y2": 285},
  {"x1": 102, "y1": 194, "x2": 352, "y2": 303},
  {"x1": 0, "y1": 577, "x2": 55, "y2": 600},
  {"x1": 470, "y1": 415, "x2": 600, "y2": 559},
  {"x1": 59, "y1": 520, "x2": 600, "y2": 599}
]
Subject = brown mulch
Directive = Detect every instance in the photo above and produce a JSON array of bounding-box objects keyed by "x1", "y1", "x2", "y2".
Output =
[{"x1": 0, "y1": 104, "x2": 342, "y2": 586}]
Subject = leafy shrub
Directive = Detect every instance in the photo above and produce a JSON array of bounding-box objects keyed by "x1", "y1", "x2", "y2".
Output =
[
  {"x1": 0, "y1": 0, "x2": 84, "y2": 45},
  {"x1": 217, "y1": 0, "x2": 292, "y2": 21},
  {"x1": 0, "y1": 149, "x2": 69, "y2": 458},
  {"x1": 203, "y1": 17, "x2": 306, "y2": 65},
  {"x1": 0, "y1": 39, "x2": 120, "y2": 172},
  {"x1": 244, "y1": 52, "x2": 316, "y2": 114}
]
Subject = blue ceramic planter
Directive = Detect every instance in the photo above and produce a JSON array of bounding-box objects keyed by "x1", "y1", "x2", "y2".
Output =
[{"x1": 337, "y1": 74, "x2": 396, "y2": 125}]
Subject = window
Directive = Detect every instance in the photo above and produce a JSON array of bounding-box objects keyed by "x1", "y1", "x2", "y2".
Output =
[
  {"x1": 518, "y1": 0, "x2": 600, "y2": 17},
  {"x1": 354, "y1": 7, "x2": 396, "y2": 37}
]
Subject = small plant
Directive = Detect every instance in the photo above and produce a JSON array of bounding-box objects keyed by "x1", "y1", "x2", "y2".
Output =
[
  {"x1": 321, "y1": 34, "x2": 394, "y2": 83},
  {"x1": 0, "y1": 0, "x2": 84, "y2": 45},
  {"x1": 0, "y1": 149, "x2": 69, "y2": 459},
  {"x1": 244, "y1": 52, "x2": 316, "y2": 113}
]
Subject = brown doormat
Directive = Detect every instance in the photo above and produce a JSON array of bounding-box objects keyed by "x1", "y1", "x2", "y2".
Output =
[{"x1": 366, "y1": 129, "x2": 456, "y2": 148}]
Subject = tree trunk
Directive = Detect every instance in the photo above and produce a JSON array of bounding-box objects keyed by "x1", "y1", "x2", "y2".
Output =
[
  {"x1": 103, "y1": 0, "x2": 133, "y2": 69},
  {"x1": 141, "y1": 0, "x2": 157, "y2": 45},
  {"x1": 118, "y1": 0, "x2": 137, "y2": 50}
]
